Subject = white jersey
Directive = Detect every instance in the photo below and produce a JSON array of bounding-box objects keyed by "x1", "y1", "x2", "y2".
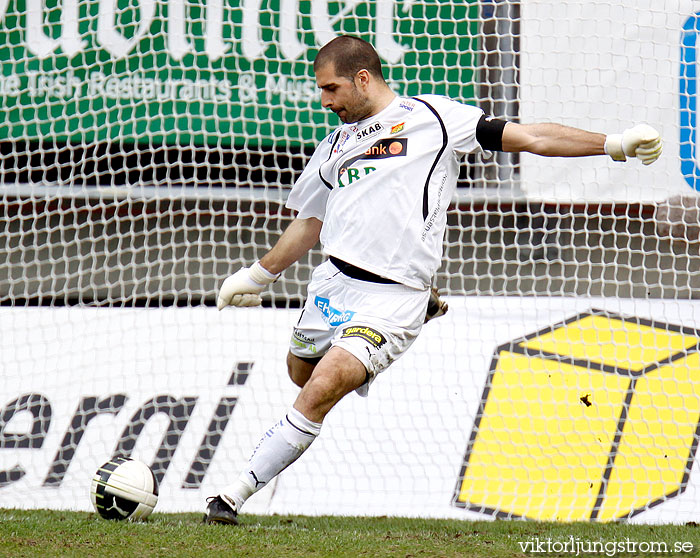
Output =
[{"x1": 286, "y1": 95, "x2": 484, "y2": 290}]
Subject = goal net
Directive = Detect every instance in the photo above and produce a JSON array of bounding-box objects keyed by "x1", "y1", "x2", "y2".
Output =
[{"x1": 2, "y1": 0, "x2": 700, "y2": 523}]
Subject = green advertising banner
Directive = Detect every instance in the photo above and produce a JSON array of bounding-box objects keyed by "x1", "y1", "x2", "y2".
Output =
[{"x1": 0, "y1": 0, "x2": 478, "y2": 147}]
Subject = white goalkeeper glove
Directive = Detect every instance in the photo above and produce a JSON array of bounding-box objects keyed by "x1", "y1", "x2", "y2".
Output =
[
  {"x1": 604, "y1": 124, "x2": 662, "y2": 165},
  {"x1": 217, "y1": 261, "x2": 280, "y2": 310}
]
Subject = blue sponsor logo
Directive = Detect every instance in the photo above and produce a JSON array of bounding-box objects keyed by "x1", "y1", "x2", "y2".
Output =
[
  {"x1": 314, "y1": 296, "x2": 355, "y2": 326},
  {"x1": 681, "y1": 13, "x2": 700, "y2": 191}
]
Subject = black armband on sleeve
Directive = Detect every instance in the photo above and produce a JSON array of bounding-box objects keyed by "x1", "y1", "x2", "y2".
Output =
[{"x1": 475, "y1": 114, "x2": 508, "y2": 151}]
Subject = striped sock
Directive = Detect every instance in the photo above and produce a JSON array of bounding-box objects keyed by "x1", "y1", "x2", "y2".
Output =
[{"x1": 221, "y1": 408, "x2": 322, "y2": 511}]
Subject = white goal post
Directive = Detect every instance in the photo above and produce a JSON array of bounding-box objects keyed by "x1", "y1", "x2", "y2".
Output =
[{"x1": 2, "y1": 0, "x2": 700, "y2": 523}]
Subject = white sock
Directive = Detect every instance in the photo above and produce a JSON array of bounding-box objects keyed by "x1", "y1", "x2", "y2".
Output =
[{"x1": 220, "y1": 408, "x2": 322, "y2": 511}]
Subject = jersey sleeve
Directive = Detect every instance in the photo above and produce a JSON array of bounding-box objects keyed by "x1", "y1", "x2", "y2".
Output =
[
  {"x1": 285, "y1": 131, "x2": 336, "y2": 221},
  {"x1": 422, "y1": 95, "x2": 486, "y2": 156}
]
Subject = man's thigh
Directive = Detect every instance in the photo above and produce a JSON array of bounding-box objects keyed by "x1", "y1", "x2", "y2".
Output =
[
  {"x1": 293, "y1": 346, "x2": 368, "y2": 422},
  {"x1": 287, "y1": 351, "x2": 319, "y2": 388},
  {"x1": 288, "y1": 261, "x2": 430, "y2": 395}
]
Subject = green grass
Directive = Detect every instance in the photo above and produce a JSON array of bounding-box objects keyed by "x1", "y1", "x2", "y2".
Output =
[{"x1": 1, "y1": 509, "x2": 700, "y2": 558}]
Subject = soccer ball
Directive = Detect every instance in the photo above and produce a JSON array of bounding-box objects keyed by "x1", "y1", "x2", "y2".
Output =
[{"x1": 91, "y1": 457, "x2": 159, "y2": 520}]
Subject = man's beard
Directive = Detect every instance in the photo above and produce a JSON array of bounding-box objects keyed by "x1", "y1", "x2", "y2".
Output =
[{"x1": 336, "y1": 87, "x2": 373, "y2": 124}]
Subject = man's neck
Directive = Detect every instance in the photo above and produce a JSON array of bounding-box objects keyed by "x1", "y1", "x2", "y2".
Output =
[{"x1": 364, "y1": 89, "x2": 397, "y2": 120}]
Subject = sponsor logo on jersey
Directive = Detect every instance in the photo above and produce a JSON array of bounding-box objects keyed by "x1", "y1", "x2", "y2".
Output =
[
  {"x1": 390, "y1": 122, "x2": 405, "y2": 134},
  {"x1": 314, "y1": 296, "x2": 355, "y2": 326},
  {"x1": 333, "y1": 130, "x2": 351, "y2": 153},
  {"x1": 337, "y1": 166, "x2": 377, "y2": 188},
  {"x1": 340, "y1": 325, "x2": 387, "y2": 348},
  {"x1": 363, "y1": 138, "x2": 406, "y2": 157},
  {"x1": 336, "y1": 138, "x2": 408, "y2": 183},
  {"x1": 356, "y1": 121, "x2": 384, "y2": 142},
  {"x1": 399, "y1": 100, "x2": 415, "y2": 112}
]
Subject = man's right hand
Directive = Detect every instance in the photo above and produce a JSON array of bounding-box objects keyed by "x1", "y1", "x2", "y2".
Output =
[{"x1": 217, "y1": 262, "x2": 279, "y2": 309}]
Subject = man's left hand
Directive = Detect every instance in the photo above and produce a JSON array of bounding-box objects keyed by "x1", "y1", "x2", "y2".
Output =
[{"x1": 605, "y1": 124, "x2": 662, "y2": 165}]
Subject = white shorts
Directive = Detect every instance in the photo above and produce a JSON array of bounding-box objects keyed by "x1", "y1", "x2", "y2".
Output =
[{"x1": 289, "y1": 260, "x2": 430, "y2": 396}]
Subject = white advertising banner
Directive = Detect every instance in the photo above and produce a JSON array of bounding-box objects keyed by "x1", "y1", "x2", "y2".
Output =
[
  {"x1": 1, "y1": 298, "x2": 700, "y2": 523},
  {"x1": 520, "y1": 0, "x2": 698, "y2": 202}
]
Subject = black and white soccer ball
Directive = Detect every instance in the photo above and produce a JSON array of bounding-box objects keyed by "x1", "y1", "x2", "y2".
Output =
[{"x1": 91, "y1": 457, "x2": 158, "y2": 520}]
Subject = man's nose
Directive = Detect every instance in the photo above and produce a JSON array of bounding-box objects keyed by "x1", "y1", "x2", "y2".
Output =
[{"x1": 321, "y1": 91, "x2": 333, "y2": 108}]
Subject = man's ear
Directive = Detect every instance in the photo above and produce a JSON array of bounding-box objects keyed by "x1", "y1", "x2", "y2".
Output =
[{"x1": 355, "y1": 69, "x2": 371, "y2": 89}]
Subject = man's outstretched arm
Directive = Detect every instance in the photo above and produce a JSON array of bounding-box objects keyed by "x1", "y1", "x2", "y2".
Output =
[
  {"x1": 217, "y1": 217, "x2": 323, "y2": 309},
  {"x1": 501, "y1": 121, "x2": 662, "y2": 165},
  {"x1": 258, "y1": 217, "x2": 323, "y2": 274}
]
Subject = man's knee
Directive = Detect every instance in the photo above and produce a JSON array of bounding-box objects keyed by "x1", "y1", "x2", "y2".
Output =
[{"x1": 287, "y1": 352, "x2": 319, "y2": 388}]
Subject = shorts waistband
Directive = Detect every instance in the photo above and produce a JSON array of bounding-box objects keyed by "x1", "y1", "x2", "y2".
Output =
[{"x1": 329, "y1": 257, "x2": 399, "y2": 285}]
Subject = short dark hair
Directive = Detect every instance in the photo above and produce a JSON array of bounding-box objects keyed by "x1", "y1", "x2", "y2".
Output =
[{"x1": 314, "y1": 35, "x2": 386, "y2": 82}]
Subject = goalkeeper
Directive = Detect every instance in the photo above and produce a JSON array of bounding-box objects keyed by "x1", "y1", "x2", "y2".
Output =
[{"x1": 205, "y1": 35, "x2": 662, "y2": 524}]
